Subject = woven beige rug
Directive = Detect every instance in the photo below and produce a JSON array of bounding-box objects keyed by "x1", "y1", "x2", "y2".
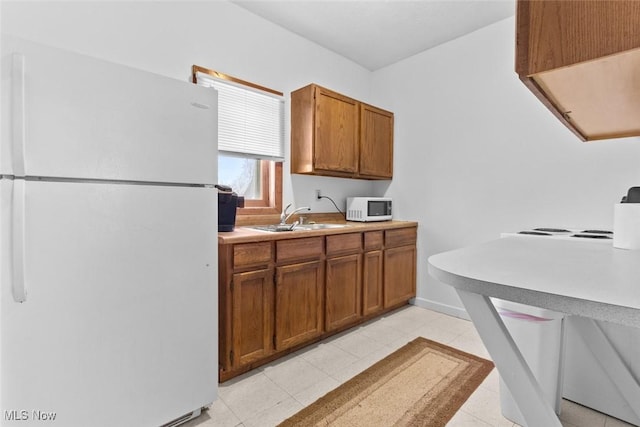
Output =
[{"x1": 278, "y1": 337, "x2": 494, "y2": 427}]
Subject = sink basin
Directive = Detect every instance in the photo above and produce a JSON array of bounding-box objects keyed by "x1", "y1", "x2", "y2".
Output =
[
  {"x1": 295, "y1": 223, "x2": 349, "y2": 230},
  {"x1": 250, "y1": 224, "x2": 297, "y2": 232},
  {"x1": 249, "y1": 223, "x2": 349, "y2": 232}
]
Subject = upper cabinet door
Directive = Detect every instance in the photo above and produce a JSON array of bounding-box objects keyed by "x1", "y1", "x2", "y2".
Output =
[
  {"x1": 360, "y1": 103, "x2": 393, "y2": 179},
  {"x1": 314, "y1": 87, "x2": 359, "y2": 173}
]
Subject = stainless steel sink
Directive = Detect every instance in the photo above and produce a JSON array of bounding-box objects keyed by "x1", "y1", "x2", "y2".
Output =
[
  {"x1": 295, "y1": 223, "x2": 349, "y2": 230},
  {"x1": 249, "y1": 224, "x2": 297, "y2": 232},
  {"x1": 249, "y1": 223, "x2": 349, "y2": 232}
]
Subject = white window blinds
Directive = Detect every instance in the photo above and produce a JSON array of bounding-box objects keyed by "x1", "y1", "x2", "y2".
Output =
[{"x1": 194, "y1": 69, "x2": 284, "y2": 161}]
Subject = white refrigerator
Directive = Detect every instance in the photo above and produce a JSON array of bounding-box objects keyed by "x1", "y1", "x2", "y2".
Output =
[{"x1": 0, "y1": 36, "x2": 218, "y2": 427}]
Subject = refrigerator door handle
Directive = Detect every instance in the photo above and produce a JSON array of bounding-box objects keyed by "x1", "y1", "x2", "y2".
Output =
[
  {"x1": 12, "y1": 179, "x2": 27, "y2": 303},
  {"x1": 12, "y1": 52, "x2": 26, "y2": 177}
]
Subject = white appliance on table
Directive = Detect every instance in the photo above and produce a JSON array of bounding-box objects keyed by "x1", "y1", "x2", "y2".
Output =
[
  {"x1": 503, "y1": 227, "x2": 640, "y2": 426},
  {"x1": 1, "y1": 36, "x2": 218, "y2": 427}
]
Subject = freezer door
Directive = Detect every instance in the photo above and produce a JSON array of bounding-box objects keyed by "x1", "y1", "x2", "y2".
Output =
[
  {"x1": 0, "y1": 35, "x2": 216, "y2": 184},
  {"x1": 0, "y1": 180, "x2": 217, "y2": 427}
]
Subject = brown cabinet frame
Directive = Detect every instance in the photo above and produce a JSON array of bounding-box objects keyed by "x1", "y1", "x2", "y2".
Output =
[
  {"x1": 291, "y1": 84, "x2": 394, "y2": 179},
  {"x1": 515, "y1": 0, "x2": 640, "y2": 141},
  {"x1": 218, "y1": 225, "x2": 417, "y2": 381}
]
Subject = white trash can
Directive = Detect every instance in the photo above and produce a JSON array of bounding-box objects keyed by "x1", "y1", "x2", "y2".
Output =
[{"x1": 491, "y1": 298, "x2": 565, "y2": 427}]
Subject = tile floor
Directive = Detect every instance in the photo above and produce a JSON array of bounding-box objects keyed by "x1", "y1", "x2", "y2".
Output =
[{"x1": 183, "y1": 305, "x2": 635, "y2": 427}]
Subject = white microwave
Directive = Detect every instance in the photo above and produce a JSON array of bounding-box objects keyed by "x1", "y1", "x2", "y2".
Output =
[{"x1": 346, "y1": 197, "x2": 392, "y2": 222}]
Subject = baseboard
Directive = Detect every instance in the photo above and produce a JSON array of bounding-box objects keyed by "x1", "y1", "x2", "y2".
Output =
[{"x1": 412, "y1": 297, "x2": 470, "y2": 321}]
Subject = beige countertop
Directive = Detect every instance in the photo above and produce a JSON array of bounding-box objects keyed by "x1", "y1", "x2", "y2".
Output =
[{"x1": 218, "y1": 220, "x2": 418, "y2": 244}]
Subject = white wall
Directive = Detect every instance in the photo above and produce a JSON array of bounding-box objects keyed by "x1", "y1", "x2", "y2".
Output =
[
  {"x1": 371, "y1": 17, "x2": 640, "y2": 317},
  {"x1": 0, "y1": 0, "x2": 376, "y2": 213},
  {"x1": 5, "y1": 3, "x2": 639, "y2": 318}
]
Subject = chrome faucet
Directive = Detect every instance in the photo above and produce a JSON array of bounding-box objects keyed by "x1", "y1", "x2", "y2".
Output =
[{"x1": 280, "y1": 203, "x2": 311, "y2": 225}]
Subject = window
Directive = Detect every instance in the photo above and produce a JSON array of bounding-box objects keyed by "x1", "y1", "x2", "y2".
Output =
[
  {"x1": 192, "y1": 65, "x2": 283, "y2": 215},
  {"x1": 218, "y1": 156, "x2": 261, "y2": 199}
]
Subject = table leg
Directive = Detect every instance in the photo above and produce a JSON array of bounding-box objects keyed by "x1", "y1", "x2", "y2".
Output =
[
  {"x1": 456, "y1": 289, "x2": 562, "y2": 427},
  {"x1": 571, "y1": 316, "x2": 640, "y2": 422}
]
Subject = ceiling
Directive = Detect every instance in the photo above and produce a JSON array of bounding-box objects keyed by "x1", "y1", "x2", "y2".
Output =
[{"x1": 232, "y1": 0, "x2": 516, "y2": 71}]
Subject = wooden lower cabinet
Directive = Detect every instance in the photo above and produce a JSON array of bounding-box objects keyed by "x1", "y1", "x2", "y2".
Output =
[
  {"x1": 231, "y1": 269, "x2": 274, "y2": 367},
  {"x1": 275, "y1": 260, "x2": 324, "y2": 350},
  {"x1": 362, "y1": 250, "x2": 384, "y2": 315},
  {"x1": 384, "y1": 245, "x2": 417, "y2": 308},
  {"x1": 219, "y1": 224, "x2": 417, "y2": 381},
  {"x1": 326, "y1": 253, "x2": 362, "y2": 331},
  {"x1": 383, "y1": 227, "x2": 417, "y2": 308}
]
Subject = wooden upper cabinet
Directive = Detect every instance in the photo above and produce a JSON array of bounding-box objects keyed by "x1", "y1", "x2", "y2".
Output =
[
  {"x1": 291, "y1": 84, "x2": 394, "y2": 179},
  {"x1": 314, "y1": 88, "x2": 359, "y2": 173},
  {"x1": 516, "y1": 0, "x2": 640, "y2": 141},
  {"x1": 360, "y1": 104, "x2": 393, "y2": 178}
]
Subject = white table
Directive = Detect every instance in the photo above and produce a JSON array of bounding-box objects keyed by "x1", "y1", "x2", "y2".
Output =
[{"x1": 428, "y1": 237, "x2": 640, "y2": 427}]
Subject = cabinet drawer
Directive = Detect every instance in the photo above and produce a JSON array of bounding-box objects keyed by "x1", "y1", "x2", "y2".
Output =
[
  {"x1": 326, "y1": 233, "x2": 362, "y2": 257},
  {"x1": 233, "y1": 242, "x2": 273, "y2": 268},
  {"x1": 385, "y1": 227, "x2": 417, "y2": 248},
  {"x1": 364, "y1": 231, "x2": 383, "y2": 251},
  {"x1": 277, "y1": 237, "x2": 324, "y2": 263}
]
